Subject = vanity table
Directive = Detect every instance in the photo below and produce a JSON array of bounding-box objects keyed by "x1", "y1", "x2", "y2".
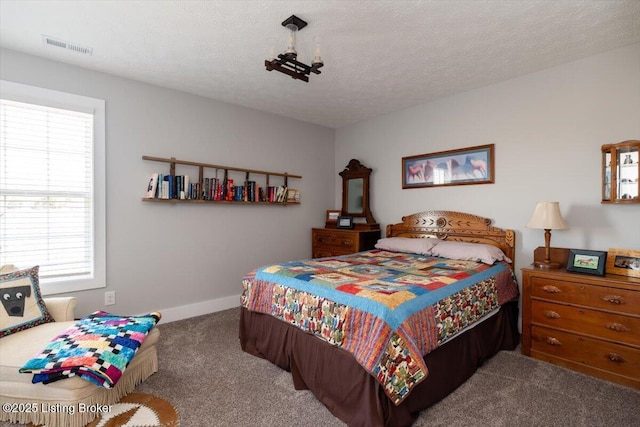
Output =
[{"x1": 314, "y1": 159, "x2": 381, "y2": 256}]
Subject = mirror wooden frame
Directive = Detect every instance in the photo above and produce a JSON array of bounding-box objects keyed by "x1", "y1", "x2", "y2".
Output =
[{"x1": 339, "y1": 159, "x2": 378, "y2": 228}]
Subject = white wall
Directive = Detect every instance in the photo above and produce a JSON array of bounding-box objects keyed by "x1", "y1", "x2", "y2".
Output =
[
  {"x1": 335, "y1": 43, "x2": 640, "y2": 280},
  {"x1": 2, "y1": 43, "x2": 639, "y2": 320},
  {"x1": 0, "y1": 48, "x2": 336, "y2": 320}
]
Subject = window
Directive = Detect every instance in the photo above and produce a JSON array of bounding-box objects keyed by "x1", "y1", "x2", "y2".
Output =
[{"x1": 0, "y1": 80, "x2": 105, "y2": 294}]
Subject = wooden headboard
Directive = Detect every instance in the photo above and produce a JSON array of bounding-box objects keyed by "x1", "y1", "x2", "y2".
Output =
[{"x1": 386, "y1": 211, "x2": 516, "y2": 263}]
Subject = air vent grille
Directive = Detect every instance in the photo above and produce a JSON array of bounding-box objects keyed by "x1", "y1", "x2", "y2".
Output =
[{"x1": 41, "y1": 35, "x2": 93, "y2": 55}]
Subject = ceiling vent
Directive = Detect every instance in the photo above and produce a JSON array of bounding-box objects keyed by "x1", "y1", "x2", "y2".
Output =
[{"x1": 41, "y1": 35, "x2": 93, "y2": 55}]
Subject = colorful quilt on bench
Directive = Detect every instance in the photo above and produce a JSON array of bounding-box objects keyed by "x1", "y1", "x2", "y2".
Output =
[
  {"x1": 19, "y1": 311, "x2": 161, "y2": 388},
  {"x1": 242, "y1": 249, "x2": 519, "y2": 404}
]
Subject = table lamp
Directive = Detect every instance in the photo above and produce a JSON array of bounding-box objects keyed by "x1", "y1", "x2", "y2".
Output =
[{"x1": 526, "y1": 201, "x2": 568, "y2": 269}]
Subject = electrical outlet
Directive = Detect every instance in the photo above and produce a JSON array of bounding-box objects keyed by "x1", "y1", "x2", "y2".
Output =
[{"x1": 104, "y1": 291, "x2": 116, "y2": 306}]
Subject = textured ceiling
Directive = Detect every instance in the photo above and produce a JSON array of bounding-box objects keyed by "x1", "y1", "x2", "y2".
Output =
[{"x1": 1, "y1": 1, "x2": 639, "y2": 129}]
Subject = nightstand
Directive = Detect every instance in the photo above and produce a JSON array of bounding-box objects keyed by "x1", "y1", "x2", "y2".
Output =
[
  {"x1": 521, "y1": 266, "x2": 640, "y2": 389},
  {"x1": 311, "y1": 228, "x2": 380, "y2": 258}
]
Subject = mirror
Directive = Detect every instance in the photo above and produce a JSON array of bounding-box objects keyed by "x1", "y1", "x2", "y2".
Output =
[
  {"x1": 347, "y1": 178, "x2": 364, "y2": 213},
  {"x1": 339, "y1": 159, "x2": 378, "y2": 227}
]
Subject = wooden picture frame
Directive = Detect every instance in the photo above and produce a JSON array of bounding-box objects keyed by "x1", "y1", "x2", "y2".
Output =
[
  {"x1": 402, "y1": 144, "x2": 495, "y2": 189},
  {"x1": 326, "y1": 210, "x2": 341, "y2": 224},
  {"x1": 606, "y1": 248, "x2": 640, "y2": 278},
  {"x1": 566, "y1": 249, "x2": 607, "y2": 276},
  {"x1": 336, "y1": 216, "x2": 354, "y2": 229}
]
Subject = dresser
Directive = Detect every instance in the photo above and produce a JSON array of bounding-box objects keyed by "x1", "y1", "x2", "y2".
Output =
[
  {"x1": 521, "y1": 267, "x2": 640, "y2": 389},
  {"x1": 311, "y1": 228, "x2": 380, "y2": 258}
]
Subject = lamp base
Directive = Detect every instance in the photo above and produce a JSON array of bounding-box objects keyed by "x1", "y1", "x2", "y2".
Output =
[{"x1": 534, "y1": 261, "x2": 562, "y2": 269}]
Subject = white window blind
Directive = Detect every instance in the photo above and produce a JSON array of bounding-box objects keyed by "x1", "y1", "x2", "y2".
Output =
[{"x1": 0, "y1": 80, "x2": 105, "y2": 294}]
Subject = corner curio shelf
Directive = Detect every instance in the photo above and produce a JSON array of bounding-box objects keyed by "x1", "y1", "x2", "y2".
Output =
[
  {"x1": 602, "y1": 140, "x2": 639, "y2": 204},
  {"x1": 141, "y1": 155, "x2": 301, "y2": 205}
]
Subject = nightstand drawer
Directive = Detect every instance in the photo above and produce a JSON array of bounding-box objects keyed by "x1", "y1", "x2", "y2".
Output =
[
  {"x1": 531, "y1": 325, "x2": 640, "y2": 380},
  {"x1": 531, "y1": 300, "x2": 640, "y2": 346},
  {"x1": 312, "y1": 231, "x2": 356, "y2": 250},
  {"x1": 530, "y1": 276, "x2": 640, "y2": 316}
]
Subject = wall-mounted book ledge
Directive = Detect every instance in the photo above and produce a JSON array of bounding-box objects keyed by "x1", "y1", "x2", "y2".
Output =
[{"x1": 141, "y1": 155, "x2": 301, "y2": 205}]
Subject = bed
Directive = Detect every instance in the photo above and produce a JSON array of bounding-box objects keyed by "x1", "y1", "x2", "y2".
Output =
[{"x1": 240, "y1": 211, "x2": 520, "y2": 427}]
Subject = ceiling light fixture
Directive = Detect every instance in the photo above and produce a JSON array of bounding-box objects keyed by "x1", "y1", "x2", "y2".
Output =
[{"x1": 264, "y1": 15, "x2": 324, "y2": 83}]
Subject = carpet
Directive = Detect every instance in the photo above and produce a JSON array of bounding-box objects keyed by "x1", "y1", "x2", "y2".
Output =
[{"x1": 9, "y1": 307, "x2": 638, "y2": 427}]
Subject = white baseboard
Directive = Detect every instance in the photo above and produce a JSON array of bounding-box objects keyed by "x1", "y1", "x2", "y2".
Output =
[{"x1": 159, "y1": 294, "x2": 240, "y2": 323}]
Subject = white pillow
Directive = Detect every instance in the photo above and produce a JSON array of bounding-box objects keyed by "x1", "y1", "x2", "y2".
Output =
[
  {"x1": 375, "y1": 237, "x2": 438, "y2": 255},
  {"x1": 429, "y1": 241, "x2": 512, "y2": 265}
]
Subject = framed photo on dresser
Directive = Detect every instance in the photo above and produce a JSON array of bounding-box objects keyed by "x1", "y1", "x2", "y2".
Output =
[
  {"x1": 606, "y1": 248, "x2": 640, "y2": 278},
  {"x1": 336, "y1": 216, "x2": 354, "y2": 229},
  {"x1": 566, "y1": 249, "x2": 607, "y2": 276},
  {"x1": 326, "y1": 210, "x2": 341, "y2": 224}
]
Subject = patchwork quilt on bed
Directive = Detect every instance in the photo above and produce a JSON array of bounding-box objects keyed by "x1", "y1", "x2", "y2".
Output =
[
  {"x1": 241, "y1": 249, "x2": 518, "y2": 404},
  {"x1": 19, "y1": 311, "x2": 161, "y2": 388}
]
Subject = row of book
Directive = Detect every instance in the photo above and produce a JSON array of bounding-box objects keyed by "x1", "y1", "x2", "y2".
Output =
[{"x1": 144, "y1": 173, "x2": 299, "y2": 203}]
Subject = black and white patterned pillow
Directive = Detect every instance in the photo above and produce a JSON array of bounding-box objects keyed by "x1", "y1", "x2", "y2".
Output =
[{"x1": 0, "y1": 265, "x2": 54, "y2": 338}]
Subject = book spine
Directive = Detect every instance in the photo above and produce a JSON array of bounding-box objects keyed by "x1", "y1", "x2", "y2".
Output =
[
  {"x1": 184, "y1": 175, "x2": 190, "y2": 199},
  {"x1": 222, "y1": 170, "x2": 228, "y2": 201},
  {"x1": 145, "y1": 173, "x2": 158, "y2": 198},
  {"x1": 226, "y1": 179, "x2": 234, "y2": 201},
  {"x1": 162, "y1": 175, "x2": 170, "y2": 199}
]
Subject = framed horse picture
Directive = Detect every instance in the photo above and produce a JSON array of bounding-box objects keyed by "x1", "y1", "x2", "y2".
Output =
[{"x1": 402, "y1": 144, "x2": 495, "y2": 189}]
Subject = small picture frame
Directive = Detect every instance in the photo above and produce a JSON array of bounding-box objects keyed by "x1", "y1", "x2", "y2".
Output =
[
  {"x1": 326, "y1": 210, "x2": 341, "y2": 224},
  {"x1": 606, "y1": 248, "x2": 640, "y2": 278},
  {"x1": 566, "y1": 249, "x2": 607, "y2": 276},
  {"x1": 336, "y1": 216, "x2": 354, "y2": 229}
]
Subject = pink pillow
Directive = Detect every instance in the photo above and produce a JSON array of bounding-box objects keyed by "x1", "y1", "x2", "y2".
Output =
[
  {"x1": 375, "y1": 237, "x2": 438, "y2": 255},
  {"x1": 430, "y1": 241, "x2": 512, "y2": 265}
]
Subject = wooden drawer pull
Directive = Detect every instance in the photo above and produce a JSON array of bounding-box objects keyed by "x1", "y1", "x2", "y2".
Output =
[
  {"x1": 341, "y1": 240, "x2": 351, "y2": 246},
  {"x1": 605, "y1": 322, "x2": 630, "y2": 332},
  {"x1": 544, "y1": 310, "x2": 560, "y2": 319},
  {"x1": 545, "y1": 337, "x2": 562, "y2": 346},
  {"x1": 608, "y1": 353, "x2": 625, "y2": 363},
  {"x1": 542, "y1": 285, "x2": 562, "y2": 293},
  {"x1": 603, "y1": 295, "x2": 625, "y2": 305}
]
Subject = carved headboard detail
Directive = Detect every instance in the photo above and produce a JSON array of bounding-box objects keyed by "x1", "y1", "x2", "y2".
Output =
[{"x1": 386, "y1": 210, "x2": 515, "y2": 263}]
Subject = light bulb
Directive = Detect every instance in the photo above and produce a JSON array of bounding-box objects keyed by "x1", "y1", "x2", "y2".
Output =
[
  {"x1": 284, "y1": 24, "x2": 297, "y2": 56},
  {"x1": 312, "y1": 38, "x2": 323, "y2": 67}
]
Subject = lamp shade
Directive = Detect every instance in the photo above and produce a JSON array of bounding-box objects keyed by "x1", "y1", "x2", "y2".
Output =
[{"x1": 526, "y1": 201, "x2": 568, "y2": 230}]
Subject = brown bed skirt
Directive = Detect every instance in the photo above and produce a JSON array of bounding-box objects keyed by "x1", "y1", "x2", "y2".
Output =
[{"x1": 239, "y1": 301, "x2": 519, "y2": 427}]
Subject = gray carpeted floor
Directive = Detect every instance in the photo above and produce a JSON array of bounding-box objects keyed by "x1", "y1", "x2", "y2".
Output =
[
  {"x1": 139, "y1": 307, "x2": 639, "y2": 427},
  {"x1": 3, "y1": 307, "x2": 639, "y2": 426}
]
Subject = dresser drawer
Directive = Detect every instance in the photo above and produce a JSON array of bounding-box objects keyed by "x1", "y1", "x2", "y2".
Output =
[
  {"x1": 531, "y1": 300, "x2": 640, "y2": 347},
  {"x1": 312, "y1": 230, "x2": 357, "y2": 251},
  {"x1": 531, "y1": 325, "x2": 640, "y2": 381},
  {"x1": 530, "y1": 276, "x2": 640, "y2": 316},
  {"x1": 312, "y1": 246, "x2": 353, "y2": 258}
]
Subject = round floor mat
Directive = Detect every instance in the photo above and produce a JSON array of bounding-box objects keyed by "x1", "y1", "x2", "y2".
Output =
[{"x1": 84, "y1": 392, "x2": 179, "y2": 427}]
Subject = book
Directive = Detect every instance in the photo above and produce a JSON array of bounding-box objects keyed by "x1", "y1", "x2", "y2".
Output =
[
  {"x1": 275, "y1": 186, "x2": 287, "y2": 203},
  {"x1": 182, "y1": 175, "x2": 189, "y2": 200},
  {"x1": 226, "y1": 179, "x2": 234, "y2": 201},
  {"x1": 157, "y1": 173, "x2": 163, "y2": 198},
  {"x1": 145, "y1": 173, "x2": 158, "y2": 198},
  {"x1": 162, "y1": 175, "x2": 170, "y2": 199}
]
